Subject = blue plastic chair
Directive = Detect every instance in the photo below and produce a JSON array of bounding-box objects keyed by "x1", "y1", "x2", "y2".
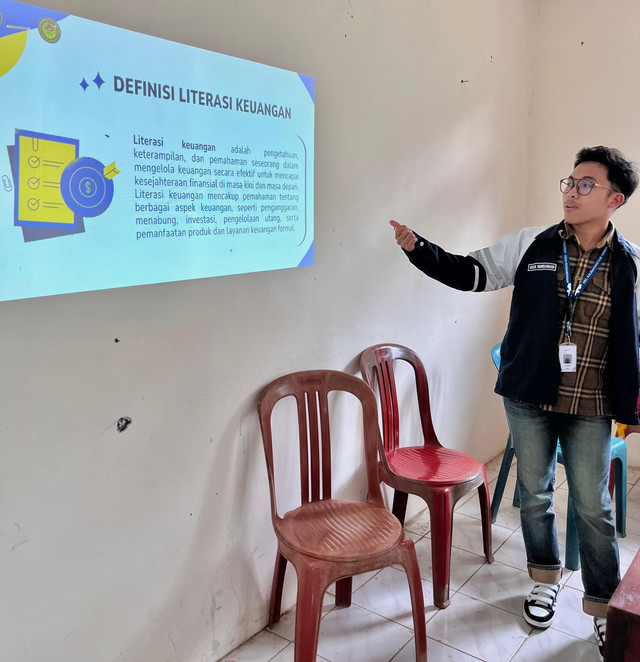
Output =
[{"x1": 490, "y1": 343, "x2": 627, "y2": 571}]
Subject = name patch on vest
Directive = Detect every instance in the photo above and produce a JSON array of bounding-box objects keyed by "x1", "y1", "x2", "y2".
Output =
[{"x1": 528, "y1": 262, "x2": 557, "y2": 272}]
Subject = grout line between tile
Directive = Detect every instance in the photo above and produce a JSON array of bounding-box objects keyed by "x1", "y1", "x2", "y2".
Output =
[
  {"x1": 338, "y1": 599, "x2": 415, "y2": 633},
  {"x1": 506, "y1": 630, "x2": 531, "y2": 662},
  {"x1": 432, "y1": 637, "x2": 491, "y2": 662},
  {"x1": 262, "y1": 631, "x2": 295, "y2": 662}
]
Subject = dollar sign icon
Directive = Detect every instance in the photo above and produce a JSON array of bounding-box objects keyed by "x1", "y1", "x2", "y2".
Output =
[{"x1": 60, "y1": 157, "x2": 114, "y2": 217}]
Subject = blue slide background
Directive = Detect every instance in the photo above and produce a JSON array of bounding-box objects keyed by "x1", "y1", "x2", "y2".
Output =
[{"x1": 0, "y1": 0, "x2": 314, "y2": 301}]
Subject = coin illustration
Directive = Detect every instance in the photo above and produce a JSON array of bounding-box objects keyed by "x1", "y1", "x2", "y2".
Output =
[{"x1": 38, "y1": 17, "x2": 61, "y2": 44}]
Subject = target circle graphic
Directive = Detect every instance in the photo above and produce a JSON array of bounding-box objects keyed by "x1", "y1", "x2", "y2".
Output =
[{"x1": 60, "y1": 157, "x2": 114, "y2": 217}]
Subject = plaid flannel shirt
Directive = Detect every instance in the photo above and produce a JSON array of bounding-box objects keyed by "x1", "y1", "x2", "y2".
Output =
[{"x1": 541, "y1": 221, "x2": 615, "y2": 416}]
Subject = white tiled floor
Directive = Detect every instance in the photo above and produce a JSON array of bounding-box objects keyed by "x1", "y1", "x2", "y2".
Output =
[{"x1": 220, "y1": 453, "x2": 640, "y2": 662}]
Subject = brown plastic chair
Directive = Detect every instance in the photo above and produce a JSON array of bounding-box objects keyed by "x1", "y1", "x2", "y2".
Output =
[
  {"x1": 360, "y1": 344, "x2": 493, "y2": 609},
  {"x1": 258, "y1": 370, "x2": 427, "y2": 662}
]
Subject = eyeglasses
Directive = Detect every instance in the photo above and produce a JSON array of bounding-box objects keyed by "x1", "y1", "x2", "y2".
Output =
[{"x1": 560, "y1": 177, "x2": 619, "y2": 196}]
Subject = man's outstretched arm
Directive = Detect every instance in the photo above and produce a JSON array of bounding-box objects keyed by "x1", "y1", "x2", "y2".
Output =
[{"x1": 390, "y1": 220, "x2": 487, "y2": 292}]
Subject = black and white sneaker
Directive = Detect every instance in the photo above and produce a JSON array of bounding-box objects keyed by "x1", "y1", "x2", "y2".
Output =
[
  {"x1": 523, "y1": 582, "x2": 560, "y2": 628},
  {"x1": 594, "y1": 617, "x2": 606, "y2": 662}
]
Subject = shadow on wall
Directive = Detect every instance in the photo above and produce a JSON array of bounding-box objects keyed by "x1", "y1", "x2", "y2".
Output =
[
  {"x1": 115, "y1": 389, "x2": 271, "y2": 661},
  {"x1": 118, "y1": 371, "x2": 372, "y2": 661}
]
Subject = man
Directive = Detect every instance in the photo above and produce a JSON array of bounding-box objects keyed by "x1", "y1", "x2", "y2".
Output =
[{"x1": 392, "y1": 146, "x2": 640, "y2": 661}]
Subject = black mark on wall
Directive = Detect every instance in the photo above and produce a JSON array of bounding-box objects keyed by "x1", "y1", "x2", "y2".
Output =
[{"x1": 117, "y1": 417, "x2": 132, "y2": 432}]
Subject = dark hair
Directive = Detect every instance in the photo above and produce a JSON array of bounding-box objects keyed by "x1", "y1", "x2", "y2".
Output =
[{"x1": 574, "y1": 146, "x2": 639, "y2": 204}]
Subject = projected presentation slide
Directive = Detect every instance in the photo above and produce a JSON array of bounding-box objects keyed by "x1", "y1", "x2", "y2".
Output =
[{"x1": 0, "y1": 0, "x2": 314, "y2": 301}]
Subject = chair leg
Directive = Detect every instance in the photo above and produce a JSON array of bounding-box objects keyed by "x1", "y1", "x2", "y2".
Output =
[
  {"x1": 398, "y1": 538, "x2": 427, "y2": 662},
  {"x1": 269, "y1": 552, "x2": 288, "y2": 626},
  {"x1": 614, "y1": 456, "x2": 627, "y2": 538},
  {"x1": 428, "y1": 491, "x2": 455, "y2": 609},
  {"x1": 512, "y1": 479, "x2": 521, "y2": 509},
  {"x1": 392, "y1": 490, "x2": 409, "y2": 526},
  {"x1": 294, "y1": 566, "x2": 326, "y2": 662},
  {"x1": 334, "y1": 577, "x2": 352, "y2": 608},
  {"x1": 608, "y1": 460, "x2": 615, "y2": 499},
  {"x1": 478, "y1": 479, "x2": 494, "y2": 563},
  {"x1": 565, "y1": 496, "x2": 580, "y2": 571},
  {"x1": 491, "y1": 437, "x2": 516, "y2": 522}
]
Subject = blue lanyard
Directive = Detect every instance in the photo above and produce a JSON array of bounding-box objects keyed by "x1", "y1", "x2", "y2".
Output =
[{"x1": 562, "y1": 239, "x2": 609, "y2": 339}]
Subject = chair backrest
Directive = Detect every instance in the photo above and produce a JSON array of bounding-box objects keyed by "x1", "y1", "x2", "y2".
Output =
[
  {"x1": 491, "y1": 343, "x2": 501, "y2": 370},
  {"x1": 257, "y1": 370, "x2": 384, "y2": 521},
  {"x1": 359, "y1": 344, "x2": 440, "y2": 454}
]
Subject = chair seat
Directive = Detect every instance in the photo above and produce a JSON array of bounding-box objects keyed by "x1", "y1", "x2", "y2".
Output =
[
  {"x1": 384, "y1": 446, "x2": 483, "y2": 484},
  {"x1": 277, "y1": 500, "x2": 403, "y2": 562}
]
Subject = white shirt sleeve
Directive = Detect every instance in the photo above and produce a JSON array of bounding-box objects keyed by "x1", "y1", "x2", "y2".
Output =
[{"x1": 467, "y1": 225, "x2": 554, "y2": 292}]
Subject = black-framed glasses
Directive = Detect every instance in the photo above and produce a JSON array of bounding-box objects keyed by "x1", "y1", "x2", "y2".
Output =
[{"x1": 560, "y1": 177, "x2": 618, "y2": 196}]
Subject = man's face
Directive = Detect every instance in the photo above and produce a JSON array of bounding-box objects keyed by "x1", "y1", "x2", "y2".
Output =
[{"x1": 563, "y1": 161, "x2": 621, "y2": 227}]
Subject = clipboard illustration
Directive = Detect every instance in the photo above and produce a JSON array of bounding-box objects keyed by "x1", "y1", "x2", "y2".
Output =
[{"x1": 14, "y1": 129, "x2": 79, "y2": 229}]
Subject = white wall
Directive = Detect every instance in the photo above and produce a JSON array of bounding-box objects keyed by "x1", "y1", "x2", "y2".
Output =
[
  {"x1": 2, "y1": 1, "x2": 533, "y2": 660},
  {"x1": 528, "y1": 0, "x2": 640, "y2": 465}
]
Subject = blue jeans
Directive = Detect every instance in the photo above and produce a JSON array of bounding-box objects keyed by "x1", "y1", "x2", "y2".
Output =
[{"x1": 503, "y1": 397, "x2": 620, "y2": 617}]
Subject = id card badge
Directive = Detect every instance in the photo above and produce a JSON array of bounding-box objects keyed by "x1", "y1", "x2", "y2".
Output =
[{"x1": 559, "y1": 342, "x2": 577, "y2": 373}]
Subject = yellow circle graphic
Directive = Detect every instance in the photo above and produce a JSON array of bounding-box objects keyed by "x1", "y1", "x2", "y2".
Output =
[{"x1": 0, "y1": 31, "x2": 28, "y2": 79}]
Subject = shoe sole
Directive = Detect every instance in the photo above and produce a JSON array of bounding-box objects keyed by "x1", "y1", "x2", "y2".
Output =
[
  {"x1": 594, "y1": 619, "x2": 605, "y2": 661},
  {"x1": 523, "y1": 604, "x2": 554, "y2": 629}
]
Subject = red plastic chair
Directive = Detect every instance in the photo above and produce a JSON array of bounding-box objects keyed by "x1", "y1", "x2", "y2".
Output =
[
  {"x1": 360, "y1": 344, "x2": 493, "y2": 609},
  {"x1": 258, "y1": 370, "x2": 427, "y2": 662}
]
